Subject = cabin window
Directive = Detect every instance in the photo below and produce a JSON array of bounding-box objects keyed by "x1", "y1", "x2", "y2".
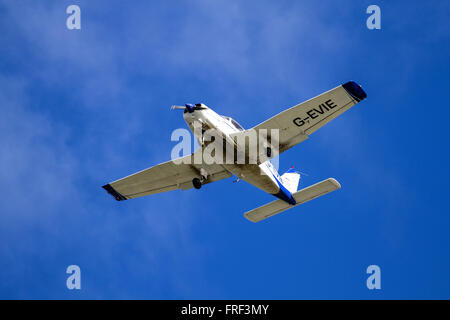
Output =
[{"x1": 231, "y1": 119, "x2": 244, "y2": 131}]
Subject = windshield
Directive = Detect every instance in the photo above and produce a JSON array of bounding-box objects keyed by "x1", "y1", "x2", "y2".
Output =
[
  {"x1": 221, "y1": 116, "x2": 244, "y2": 131},
  {"x1": 231, "y1": 119, "x2": 244, "y2": 131}
]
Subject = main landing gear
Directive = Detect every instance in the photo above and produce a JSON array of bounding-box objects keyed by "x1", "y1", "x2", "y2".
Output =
[
  {"x1": 192, "y1": 178, "x2": 202, "y2": 189},
  {"x1": 193, "y1": 169, "x2": 208, "y2": 190}
]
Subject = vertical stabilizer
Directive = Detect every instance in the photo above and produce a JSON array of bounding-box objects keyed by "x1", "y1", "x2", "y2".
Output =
[{"x1": 281, "y1": 168, "x2": 301, "y2": 194}]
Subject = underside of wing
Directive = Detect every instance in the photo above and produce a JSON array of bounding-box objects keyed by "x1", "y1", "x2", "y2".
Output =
[
  {"x1": 102, "y1": 150, "x2": 231, "y2": 201},
  {"x1": 250, "y1": 81, "x2": 367, "y2": 154}
]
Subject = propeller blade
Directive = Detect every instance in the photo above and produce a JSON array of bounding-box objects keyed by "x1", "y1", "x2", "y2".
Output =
[{"x1": 170, "y1": 104, "x2": 196, "y2": 113}]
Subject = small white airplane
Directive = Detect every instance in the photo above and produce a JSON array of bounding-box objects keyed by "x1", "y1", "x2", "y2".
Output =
[{"x1": 103, "y1": 81, "x2": 367, "y2": 222}]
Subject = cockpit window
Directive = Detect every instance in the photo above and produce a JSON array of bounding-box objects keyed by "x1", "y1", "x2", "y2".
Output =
[
  {"x1": 231, "y1": 119, "x2": 244, "y2": 131},
  {"x1": 221, "y1": 115, "x2": 244, "y2": 131}
]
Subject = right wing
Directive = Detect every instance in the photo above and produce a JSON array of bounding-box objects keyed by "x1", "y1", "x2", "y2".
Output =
[
  {"x1": 102, "y1": 150, "x2": 231, "y2": 201},
  {"x1": 248, "y1": 81, "x2": 367, "y2": 155}
]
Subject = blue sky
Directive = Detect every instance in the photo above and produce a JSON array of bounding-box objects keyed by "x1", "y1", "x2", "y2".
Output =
[{"x1": 1, "y1": 0, "x2": 449, "y2": 299}]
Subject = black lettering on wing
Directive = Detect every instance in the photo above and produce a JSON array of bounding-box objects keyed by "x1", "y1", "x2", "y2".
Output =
[
  {"x1": 325, "y1": 99, "x2": 337, "y2": 109},
  {"x1": 307, "y1": 109, "x2": 318, "y2": 119},
  {"x1": 293, "y1": 117, "x2": 305, "y2": 127}
]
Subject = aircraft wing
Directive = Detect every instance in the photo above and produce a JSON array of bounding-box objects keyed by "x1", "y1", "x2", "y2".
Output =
[
  {"x1": 102, "y1": 150, "x2": 231, "y2": 201},
  {"x1": 250, "y1": 81, "x2": 367, "y2": 154}
]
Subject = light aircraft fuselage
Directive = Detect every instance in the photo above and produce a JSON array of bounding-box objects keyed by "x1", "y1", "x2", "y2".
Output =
[{"x1": 182, "y1": 104, "x2": 296, "y2": 205}]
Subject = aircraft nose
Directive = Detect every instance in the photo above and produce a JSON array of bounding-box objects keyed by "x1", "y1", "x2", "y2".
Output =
[{"x1": 184, "y1": 104, "x2": 195, "y2": 113}]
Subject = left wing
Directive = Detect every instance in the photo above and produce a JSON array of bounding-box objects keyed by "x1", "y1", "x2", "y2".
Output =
[
  {"x1": 248, "y1": 81, "x2": 367, "y2": 155},
  {"x1": 102, "y1": 150, "x2": 231, "y2": 201}
]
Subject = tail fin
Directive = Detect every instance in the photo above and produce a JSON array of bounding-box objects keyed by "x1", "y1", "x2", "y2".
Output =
[{"x1": 281, "y1": 168, "x2": 300, "y2": 194}]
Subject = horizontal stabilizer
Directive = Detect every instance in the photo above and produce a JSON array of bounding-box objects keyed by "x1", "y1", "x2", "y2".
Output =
[{"x1": 244, "y1": 178, "x2": 341, "y2": 223}]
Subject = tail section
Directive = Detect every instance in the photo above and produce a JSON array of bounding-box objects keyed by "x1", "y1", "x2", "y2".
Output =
[
  {"x1": 244, "y1": 178, "x2": 341, "y2": 223},
  {"x1": 281, "y1": 168, "x2": 301, "y2": 194}
]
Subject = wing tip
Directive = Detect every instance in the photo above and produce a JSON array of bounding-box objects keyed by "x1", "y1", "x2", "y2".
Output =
[
  {"x1": 102, "y1": 184, "x2": 127, "y2": 201},
  {"x1": 327, "y1": 178, "x2": 342, "y2": 189},
  {"x1": 342, "y1": 81, "x2": 367, "y2": 102},
  {"x1": 243, "y1": 212, "x2": 260, "y2": 223}
]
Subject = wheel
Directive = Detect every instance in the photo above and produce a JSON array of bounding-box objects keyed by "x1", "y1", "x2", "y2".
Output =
[{"x1": 192, "y1": 178, "x2": 202, "y2": 189}]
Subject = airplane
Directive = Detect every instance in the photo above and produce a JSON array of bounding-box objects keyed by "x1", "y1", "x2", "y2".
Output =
[{"x1": 102, "y1": 81, "x2": 367, "y2": 222}]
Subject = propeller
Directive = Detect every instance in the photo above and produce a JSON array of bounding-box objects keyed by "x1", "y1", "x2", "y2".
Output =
[
  {"x1": 171, "y1": 103, "x2": 196, "y2": 113},
  {"x1": 171, "y1": 103, "x2": 208, "y2": 113}
]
